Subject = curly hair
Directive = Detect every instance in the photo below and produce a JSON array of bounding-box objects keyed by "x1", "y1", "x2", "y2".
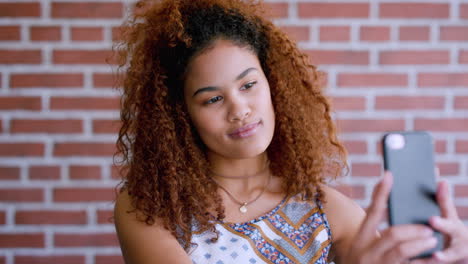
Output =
[{"x1": 114, "y1": 0, "x2": 347, "y2": 251}]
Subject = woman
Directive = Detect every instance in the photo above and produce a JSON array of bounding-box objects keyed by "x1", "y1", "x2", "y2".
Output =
[{"x1": 113, "y1": 0, "x2": 468, "y2": 263}]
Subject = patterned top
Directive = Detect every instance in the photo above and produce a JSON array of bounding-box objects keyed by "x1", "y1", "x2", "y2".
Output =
[{"x1": 187, "y1": 194, "x2": 333, "y2": 264}]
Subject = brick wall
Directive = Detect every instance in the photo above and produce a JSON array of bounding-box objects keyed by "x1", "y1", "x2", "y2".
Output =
[{"x1": 0, "y1": 0, "x2": 467, "y2": 263}]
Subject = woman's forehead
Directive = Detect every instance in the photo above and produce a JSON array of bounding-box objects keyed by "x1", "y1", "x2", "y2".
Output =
[{"x1": 184, "y1": 40, "x2": 261, "y2": 90}]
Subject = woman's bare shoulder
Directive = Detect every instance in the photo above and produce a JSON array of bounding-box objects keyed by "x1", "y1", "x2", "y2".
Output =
[
  {"x1": 319, "y1": 184, "x2": 366, "y2": 261},
  {"x1": 114, "y1": 190, "x2": 192, "y2": 264}
]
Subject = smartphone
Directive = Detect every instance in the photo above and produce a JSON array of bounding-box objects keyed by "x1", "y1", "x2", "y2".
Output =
[{"x1": 382, "y1": 131, "x2": 443, "y2": 259}]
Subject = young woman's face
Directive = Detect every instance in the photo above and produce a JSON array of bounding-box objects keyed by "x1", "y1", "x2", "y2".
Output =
[{"x1": 184, "y1": 39, "x2": 275, "y2": 159}]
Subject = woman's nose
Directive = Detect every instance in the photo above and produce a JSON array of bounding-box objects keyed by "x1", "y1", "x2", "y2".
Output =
[{"x1": 227, "y1": 97, "x2": 251, "y2": 122}]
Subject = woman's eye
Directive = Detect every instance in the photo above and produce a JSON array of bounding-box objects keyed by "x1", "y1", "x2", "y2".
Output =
[
  {"x1": 205, "y1": 96, "x2": 223, "y2": 105},
  {"x1": 241, "y1": 81, "x2": 257, "y2": 90}
]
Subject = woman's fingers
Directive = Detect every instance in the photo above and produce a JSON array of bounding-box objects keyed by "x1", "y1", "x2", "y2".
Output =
[
  {"x1": 436, "y1": 181, "x2": 458, "y2": 219},
  {"x1": 382, "y1": 236, "x2": 438, "y2": 264},
  {"x1": 370, "y1": 224, "x2": 435, "y2": 257},
  {"x1": 429, "y1": 216, "x2": 460, "y2": 235},
  {"x1": 410, "y1": 257, "x2": 439, "y2": 264},
  {"x1": 358, "y1": 172, "x2": 393, "y2": 243},
  {"x1": 434, "y1": 244, "x2": 468, "y2": 263}
]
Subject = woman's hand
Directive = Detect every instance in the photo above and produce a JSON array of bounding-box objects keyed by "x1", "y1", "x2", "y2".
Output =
[
  {"x1": 343, "y1": 173, "x2": 439, "y2": 264},
  {"x1": 412, "y1": 181, "x2": 468, "y2": 264}
]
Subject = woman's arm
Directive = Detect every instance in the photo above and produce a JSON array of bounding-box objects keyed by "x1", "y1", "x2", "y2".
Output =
[{"x1": 114, "y1": 190, "x2": 192, "y2": 264}]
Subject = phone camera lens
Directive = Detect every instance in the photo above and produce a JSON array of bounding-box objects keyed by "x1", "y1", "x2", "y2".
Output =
[{"x1": 386, "y1": 134, "x2": 405, "y2": 150}]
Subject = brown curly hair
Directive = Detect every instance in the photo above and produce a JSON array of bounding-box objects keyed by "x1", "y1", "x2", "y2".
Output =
[{"x1": 114, "y1": 0, "x2": 347, "y2": 251}]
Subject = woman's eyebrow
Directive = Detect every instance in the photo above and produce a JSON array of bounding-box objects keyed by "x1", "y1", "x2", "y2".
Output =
[
  {"x1": 192, "y1": 67, "x2": 258, "y2": 97},
  {"x1": 234, "y1": 67, "x2": 257, "y2": 81}
]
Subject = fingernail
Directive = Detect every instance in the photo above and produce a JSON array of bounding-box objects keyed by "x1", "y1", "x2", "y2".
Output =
[
  {"x1": 435, "y1": 251, "x2": 445, "y2": 260},
  {"x1": 424, "y1": 228, "x2": 434, "y2": 236},
  {"x1": 428, "y1": 237, "x2": 437, "y2": 245}
]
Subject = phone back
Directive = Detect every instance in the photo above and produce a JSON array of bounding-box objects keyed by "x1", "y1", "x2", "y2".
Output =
[{"x1": 382, "y1": 131, "x2": 443, "y2": 257}]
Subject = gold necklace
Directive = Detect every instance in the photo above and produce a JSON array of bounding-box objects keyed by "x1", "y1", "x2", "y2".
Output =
[{"x1": 211, "y1": 173, "x2": 272, "y2": 213}]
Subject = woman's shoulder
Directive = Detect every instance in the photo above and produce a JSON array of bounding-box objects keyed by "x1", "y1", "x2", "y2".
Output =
[
  {"x1": 319, "y1": 184, "x2": 366, "y2": 260},
  {"x1": 114, "y1": 189, "x2": 192, "y2": 264}
]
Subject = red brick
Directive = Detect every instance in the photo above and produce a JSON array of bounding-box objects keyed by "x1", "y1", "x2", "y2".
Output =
[
  {"x1": 95, "y1": 255, "x2": 124, "y2": 264},
  {"x1": 53, "y1": 50, "x2": 115, "y2": 65},
  {"x1": 30, "y1": 26, "x2": 61, "y2": 41},
  {"x1": 264, "y1": 2, "x2": 289, "y2": 19},
  {"x1": 69, "y1": 165, "x2": 101, "y2": 180},
  {"x1": 352, "y1": 163, "x2": 381, "y2": 177},
  {"x1": 337, "y1": 119, "x2": 405, "y2": 133},
  {"x1": 460, "y1": 4, "x2": 468, "y2": 19},
  {"x1": 330, "y1": 96, "x2": 366, "y2": 111},
  {"x1": 16, "y1": 210, "x2": 87, "y2": 225},
  {"x1": 343, "y1": 140, "x2": 367, "y2": 154},
  {"x1": 11, "y1": 119, "x2": 83, "y2": 134},
  {"x1": 97, "y1": 210, "x2": 113, "y2": 224},
  {"x1": 15, "y1": 256, "x2": 85, "y2": 264},
  {"x1": 435, "y1": 140, "x2": 447, "y2": 154},
  {"x1": 0, "y1": 3, "x2": 41, "y2": 17},
  {"x1": 93, "y1": 119, "x2": 121, "y2": 134},
  {"x1": 0, "y1": 50, "x2": 41, "y2": 64},
  {"x1": 375, "y1": 96, "x2": 445, "y2": 110},
  {"x1": 0, "y1": 26, "x2": 20, "y2": 41},
  {"x1": 399, "y1": 26, "x2": 430, "y2": 41},
  {"x1": 0, "y1": 234, "x2": 44, "y2": 248},
  {"x1": 0, "y1": 256, "x2": 4, "y2": 264},
  {"x1": 51, "y1": 2, "x2": 122, "y2": 18},
  {"x1": 93, "y1": 73, "x2": 120, "y2": 88},
  {"x1": 0, "y1": 96, "x2": 41, "y2": 110},
  {"x1": 279, "y1": 26, "x2": 310, "y2": 42},
  {"x1": 0, "y1": 167, "x2": 20, "y2": 180},
  {"x1": 379, "y1": 3, "x2": 449, "y2": 18},
  {"x1": 418, "y1": 73, "x2": 468, "y2": 87},
  {"x1": 54, "y1": 142, "x2": 116, "y2": 157},
  {"x1": 29, "y1": 166, "x2": 60, "y2": 180},
  {"x1": 305, "y1": 50, "x2": 369, "y2": 65},
  {"x1": 50, "y1": 97, "x2": 120, "y2": 110},
  {"x1": 360, "y1": 26, "x2": 390, "y2": 42},
  {"x1": 454, "y1": 96, "x2": 468, "y2": 109},
  {"x1": 0, "y1": 211, "x2": 5, "y2": 225},
  {"x1": 319, "y1": 26, "x2": 350, "y2": 42},
  {"x1": 0, "y1": 143, "x2": 44, "y2": 157},
  {"x1": 55, "y1": 233, "x2": 118, "y2": 247},
  {"x1": 457, "y1": 206, "x2": 468, "y2": 220},
  {"x1": 337, "y1": 73, "x2": 408, "y2": 87},
  {"x1": 456, "y1": 140, "x2": 468, "y2": 153},
  {"x1": 455, "y1": 185, "x2": 468, "y2": 197},
  {"x1": 459, "y1": 50, "x2": 468, "y2": 64},
  {"x1": 298, "y1": 3, "x2": 369, "y2": 18},
  {"x1": 440, "y1": 26, "x2": 468, "y2": 41},
  {"x1": 10, "y1": 73, "x2": 83, "y2": 88},
  {"x1": 437, "y1": 162, "x2": 459, "y2": 176},
  {"x1": 71, "y1": 27, "x2": 103, "y2": 41},
  {"x1": 0, "y1": 189, "x2": 44, "y2": 202},
  {"x1": 54, "y1": 188, "x2": 115, "y2": 202},
  {"x1": 380, "y1": 50, "x2": 449, "y2": 65},
  {"x1": 415, "y1": 118, "x2": 468, "y2": 132},
  {"x1": 334, "y1": 184, "x2": 366, "y2": 199}
]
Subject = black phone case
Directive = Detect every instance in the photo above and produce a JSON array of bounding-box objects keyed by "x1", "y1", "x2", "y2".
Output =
[{"x1": 382, "y1": 131, "x2": 443, "y2": 259}]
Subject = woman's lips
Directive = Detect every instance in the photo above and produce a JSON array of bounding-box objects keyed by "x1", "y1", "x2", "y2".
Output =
[{"x1": 228, "y1": 121, "x2": 261, "y2": 139}]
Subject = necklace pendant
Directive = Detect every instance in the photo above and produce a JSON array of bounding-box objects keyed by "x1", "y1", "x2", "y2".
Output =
[{"x1": 239, "y1": 203, "x2": 248, "y2": 213}]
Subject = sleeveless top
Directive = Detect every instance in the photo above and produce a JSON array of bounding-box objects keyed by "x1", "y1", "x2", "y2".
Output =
[{"x1": 187, "y1": 193, "x2": 333, "y2": 264}]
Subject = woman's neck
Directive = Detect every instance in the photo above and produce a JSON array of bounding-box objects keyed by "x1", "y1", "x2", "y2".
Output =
[{"x1": 207, "y1": 152, "x2": 271, "y2": 197}]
